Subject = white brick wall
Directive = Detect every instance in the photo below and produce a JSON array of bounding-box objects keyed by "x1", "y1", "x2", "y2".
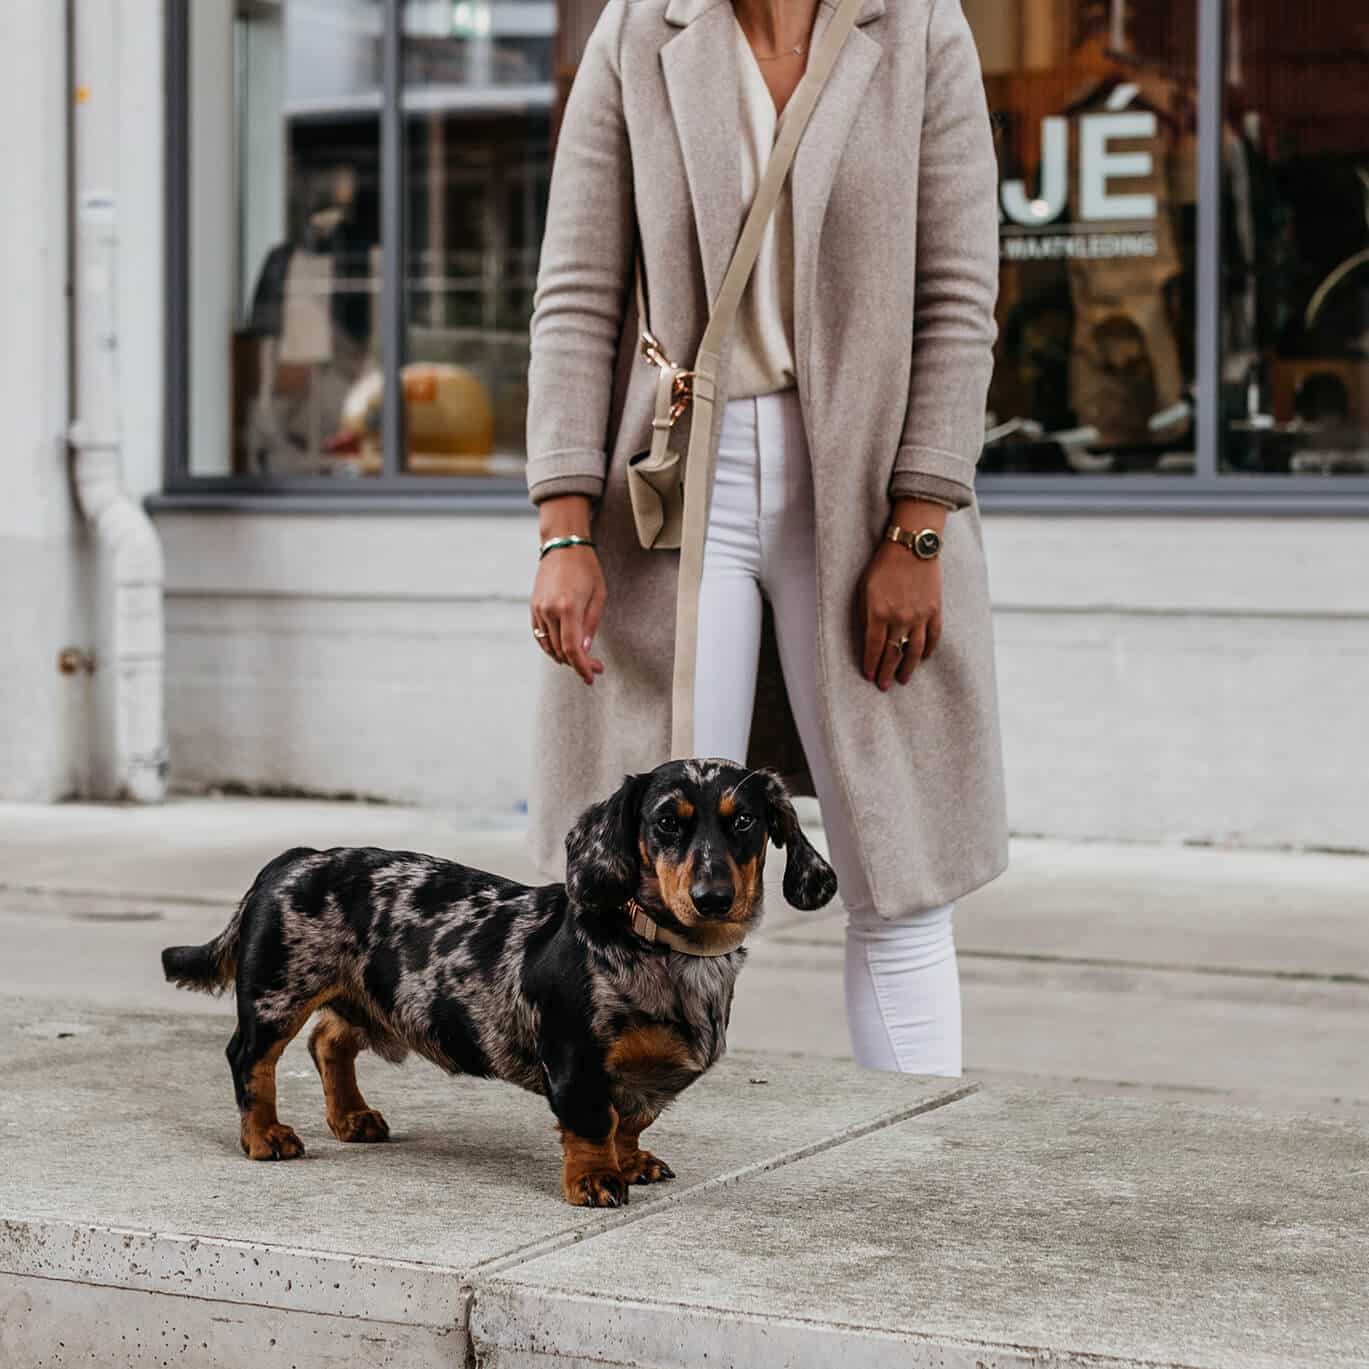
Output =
[{"x1": 155, "y1": 512, "x2": 1369, "y2": 851}]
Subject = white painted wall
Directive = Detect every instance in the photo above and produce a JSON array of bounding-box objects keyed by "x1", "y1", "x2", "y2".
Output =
[
  {"x1": 985, "y1": 517, "x2": 1369, "y2": 851},
  {"x1": 154, "y1": 512, "x2": 1369, "y2": 852},
  {"x1": 0, "y1": 0, "x2": 88, "y2": 801},
  {"x1": 157, "y1": 513, "x2": 539, "y2": 813},
  {"x1": 0, "y1": 0, "x2": 165, "y2": 800}
]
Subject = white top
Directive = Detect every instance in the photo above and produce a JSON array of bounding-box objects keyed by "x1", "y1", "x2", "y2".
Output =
[{"x1": 728, "y1": 12, "x2": 799, "y2": 400}]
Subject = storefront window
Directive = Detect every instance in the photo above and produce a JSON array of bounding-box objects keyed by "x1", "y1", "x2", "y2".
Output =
[
  {"x1": 187, "y1": 0, "x2": 384, "y2": 479},
  {"x1": 1219, "y1": 3, "x2": 1369, "y2": 476},
  {"x1": 181, "y1": 0, "x2": 551, "y2": 485},
  {"x1": 965, "y1": 0, "x2": 1199, "y2": 476},
  {"x1": 398, "y1": 0, "x2": 552, "y2": 478},
  {"x1": 172, "y1": 0, "x2": 1369, "y2": 503}
]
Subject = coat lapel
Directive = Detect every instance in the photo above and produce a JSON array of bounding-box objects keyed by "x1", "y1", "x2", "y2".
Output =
[
  {"x1": 790, "y1": 4, "x2": 884, "y2": 400},
  {"x1": 661, "y1": 0, "x2": 885, "y2": 329},
  {"x1": 661, "y1": 3, "x2": 743, "y2": 307}
]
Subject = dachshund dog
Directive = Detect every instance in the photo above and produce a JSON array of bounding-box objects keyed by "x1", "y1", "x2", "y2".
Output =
[{"x1": 161, "y1": 760, "x2": 837, "y2": 1206}]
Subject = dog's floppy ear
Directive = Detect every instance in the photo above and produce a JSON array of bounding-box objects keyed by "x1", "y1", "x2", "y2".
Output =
[
  {"x1": 565, "y1": 772, "x2": 647, "y2": 911},
  {"x1": 760, "y1": 771, "x2": 838, "y2": 911}
]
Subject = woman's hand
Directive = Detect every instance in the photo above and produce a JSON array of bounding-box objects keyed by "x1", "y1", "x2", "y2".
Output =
[
  {"x1": 857, "y1": 500, "x2": 947, "y2": 690},
  {"x1": 531, "y1": 495, "x2": 606, "y2": 686}
]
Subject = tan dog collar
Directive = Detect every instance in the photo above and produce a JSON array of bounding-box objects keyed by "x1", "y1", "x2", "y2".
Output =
[{"x1": 625, "y1": 899, "x2": 746, "y2": 958}]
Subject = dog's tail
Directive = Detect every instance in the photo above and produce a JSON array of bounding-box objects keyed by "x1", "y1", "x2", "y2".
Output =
[
  {"x1": 161, "y1": 907, "x2": 242, "y2": 994},
  {"x1": 161, "y1": 847, "x2": 314, "y2": 994}
]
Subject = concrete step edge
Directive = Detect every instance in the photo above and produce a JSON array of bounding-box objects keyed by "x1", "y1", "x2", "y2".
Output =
[
  {"x1": 468, "y1": 1281, "x2": 1170, "y2": 1369},
  {"x1": 0, "y1": 1217, "x2": 467, "y2": 1329}
]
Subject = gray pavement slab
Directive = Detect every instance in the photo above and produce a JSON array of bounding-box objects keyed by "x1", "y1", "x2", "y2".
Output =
[
  {"x1": 0, "y1": 1000, "x2": 960, "y2": 1265},
  {"x1": 8, "y1": 997, "x2": 1368, "y2": 1369},
  {"x1": 0, "y1": 884, "x2": 803, "y2": 1019},
  {"x1": 6, "y1": 800, "x2": 1366, "y2": 978},
  {"x1": 780, "y1": 837, "x2": 1369, "y2": 980},
  {"x1": 5, "y1": 800, "x2": 1368, "y2": 1364},
  {"x1": 0, "y1": 891, "x2": 237, "y2": 1014},
  {"x1": 476, "y1": 1089, "x2": 1369, "y2": 1369},
  {"x1": 0, "y1": 797, "x2": 816, "y2": 933},
  {"x1": 732, "y1": 939, "x2": 1369, "y2": 1112},
  {"x1": 3, "y1": 814, "x2": 1366, "y2": 1116},
  {"x1": 0, "y1": 997, "x2": 966, "y2": 1364},
  {"x1": 0, "y1": 797, "x2": 540, "y2": 903}
]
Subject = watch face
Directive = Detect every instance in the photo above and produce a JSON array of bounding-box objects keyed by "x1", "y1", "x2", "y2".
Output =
[{"x1": 914, "y1": 529, "x2": 942, "y2": 559}]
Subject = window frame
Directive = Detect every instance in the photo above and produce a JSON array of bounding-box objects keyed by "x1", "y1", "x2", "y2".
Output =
[
  {"x1": 160, "y1": 0, "x2": 1369, "y2": 514},
  {"x1": 163, "y1": 0, "x2": 536, "y2": 505}
]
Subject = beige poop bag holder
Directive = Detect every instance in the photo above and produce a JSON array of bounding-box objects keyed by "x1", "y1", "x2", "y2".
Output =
[{"x1": 626, "y1": 0, "x2": 864, "y2": 759}]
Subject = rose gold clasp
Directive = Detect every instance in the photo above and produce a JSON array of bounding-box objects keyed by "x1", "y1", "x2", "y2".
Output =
[
  {"x1": 667, "y1": 370, "x2": 695, "y2": 425},
  {"x1": 640, "y1": 329, "x2": 672, "y2": 369},
  {"x1": 640, "y1": 329, "x2": 695, "y2": 427}
]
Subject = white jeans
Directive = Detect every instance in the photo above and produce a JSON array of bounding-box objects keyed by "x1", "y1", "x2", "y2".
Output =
[{"x1": 692, "y1": 389, "x2": 963, "y2": 1077}]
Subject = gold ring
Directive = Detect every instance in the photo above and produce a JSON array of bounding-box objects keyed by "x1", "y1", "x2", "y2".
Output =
[
  {"x1": 894, "y1": 636, "x2": 910, "y2": 652},
  {"x1": 532, "y1": 628, "x2": 549, "y2": 640}
]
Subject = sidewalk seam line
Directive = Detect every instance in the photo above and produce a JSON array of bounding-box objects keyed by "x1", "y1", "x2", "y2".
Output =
[
  {"x1": 767, "y1": 940, "x2": 1369, "y2": 987},
  {"x1": 466, "y1": 1081, "x2": 980, "y2": 1280},
  {"x1": 0, "y1": 881, "x2": 237, "y2": 909},
  {"x1": 958, "y1": 947, "x2": 1369, "y2": 986}
]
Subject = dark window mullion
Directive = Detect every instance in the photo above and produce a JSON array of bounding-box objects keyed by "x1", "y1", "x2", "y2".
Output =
[
  {"x1": 380, "y1": 0, "x2": 406, "y2": 481},
  {"x1": 164, "y1": 0, "x2": 191, "y2": 488},
  {"x1": 1194, "y1": 0, "x2": 1225, "y2": 482}
]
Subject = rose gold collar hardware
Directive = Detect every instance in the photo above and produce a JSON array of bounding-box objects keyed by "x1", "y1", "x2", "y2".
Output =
[{"x1": 624, "y1": 897, "x2": 658, "y2": 944}]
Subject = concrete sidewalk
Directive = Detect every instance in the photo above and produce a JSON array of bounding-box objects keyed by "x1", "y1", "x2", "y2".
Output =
[
  {"x1": 3, "y1": 1000, "x2": 1366, "y2": 1368},
  {"x1": 2, "y1": 796, "x2": 1366, "y2": 1114},
  {"x1": 2, "y1": 799, "x2": 1368, "y2": 1365}
]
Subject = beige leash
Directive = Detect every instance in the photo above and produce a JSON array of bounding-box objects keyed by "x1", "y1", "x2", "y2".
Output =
[{"x1": 639, "y1": 0, "x2": 864, "y2": 759}]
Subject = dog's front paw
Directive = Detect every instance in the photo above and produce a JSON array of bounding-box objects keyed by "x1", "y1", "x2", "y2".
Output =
[
  {"x1": 564, "y1": 1170, "x2": 629, "y2": 1208},
  {"x1": 329, "y1": 1108, "x2": 390, "y2": 1143},
  {"x1": 621, "y1": 1149, "x2": 675, "y2": 1185},
  {"x1": 241, "y1": 1122, "x2": 306, "y2": 1161}
]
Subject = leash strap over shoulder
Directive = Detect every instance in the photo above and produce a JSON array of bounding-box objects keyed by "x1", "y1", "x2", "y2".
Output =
[{"x1": 665, "y1": 0, "x2": 864, "y2": 759}]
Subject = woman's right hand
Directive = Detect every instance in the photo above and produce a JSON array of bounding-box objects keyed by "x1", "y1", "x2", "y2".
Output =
[{"x1": 531, "y1": 495, "x2": 606, "y2": 686}]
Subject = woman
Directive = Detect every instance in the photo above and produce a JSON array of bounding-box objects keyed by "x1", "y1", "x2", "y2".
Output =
[{"x1": 525, "y1": 0, "x2": 1006, "y2": 1076}]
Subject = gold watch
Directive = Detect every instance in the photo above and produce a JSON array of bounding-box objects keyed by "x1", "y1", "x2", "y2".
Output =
[{"x1": 886, "y1": 525, "x2": 943, "y2": 560}]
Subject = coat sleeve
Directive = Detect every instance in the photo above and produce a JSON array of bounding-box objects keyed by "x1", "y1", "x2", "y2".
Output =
[
  {"x1": 888, "y1": 0, "x2": 999, "y2": 510},
  {"x1": 524, "y1": 0, "x2": 634, "y2": 507}
]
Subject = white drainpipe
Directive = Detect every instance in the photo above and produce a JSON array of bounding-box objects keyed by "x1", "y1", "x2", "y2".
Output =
[{"x1": 68, "y1": 0, "x2": 167, "y2": 802}]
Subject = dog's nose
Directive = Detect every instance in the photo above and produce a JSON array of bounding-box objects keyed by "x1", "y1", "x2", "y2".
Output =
[{"x1": 690, "y1": 885, "x2": 735, "y2": 920}]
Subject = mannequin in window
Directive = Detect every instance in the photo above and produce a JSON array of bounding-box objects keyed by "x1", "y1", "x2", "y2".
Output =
[{"x1": 244, "y1": 165, "x2": 376, "y2": 474}]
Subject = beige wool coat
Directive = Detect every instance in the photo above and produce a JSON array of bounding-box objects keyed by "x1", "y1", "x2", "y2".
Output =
[{"x1": 524, "y1": 0, "x2": 1008, "y2": 916}]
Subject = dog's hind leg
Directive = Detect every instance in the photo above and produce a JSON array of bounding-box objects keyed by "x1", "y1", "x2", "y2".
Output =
[
  {"x1": 228, "y1": 995, "x2": 332, "y2": 1161},
  {"x1": 308, "y1": 1007, "x2": 390, "y2": 1143}
]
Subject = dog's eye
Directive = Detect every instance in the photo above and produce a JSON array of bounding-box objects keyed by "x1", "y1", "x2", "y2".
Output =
[
  {"x1": 731, "y1": 814, "x2": 756, "y2": 833},
  {"x1": 656, "y1": 814, "x2": 682, "y2": 836}
]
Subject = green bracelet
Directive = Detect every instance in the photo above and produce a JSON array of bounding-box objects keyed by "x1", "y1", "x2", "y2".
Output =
[{"x1": 538, "y1": 535, "x2": 596, "y2": 559}]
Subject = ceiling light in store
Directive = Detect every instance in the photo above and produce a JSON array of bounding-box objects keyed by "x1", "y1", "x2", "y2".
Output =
[{"x1": 451, "y1": 1, "x2": 492, "y2": 37}]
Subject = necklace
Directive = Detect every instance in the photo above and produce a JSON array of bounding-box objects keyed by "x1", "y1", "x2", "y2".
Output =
[{"x1": 751, "y1": 40, "x2": 806, "y2": 60}]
